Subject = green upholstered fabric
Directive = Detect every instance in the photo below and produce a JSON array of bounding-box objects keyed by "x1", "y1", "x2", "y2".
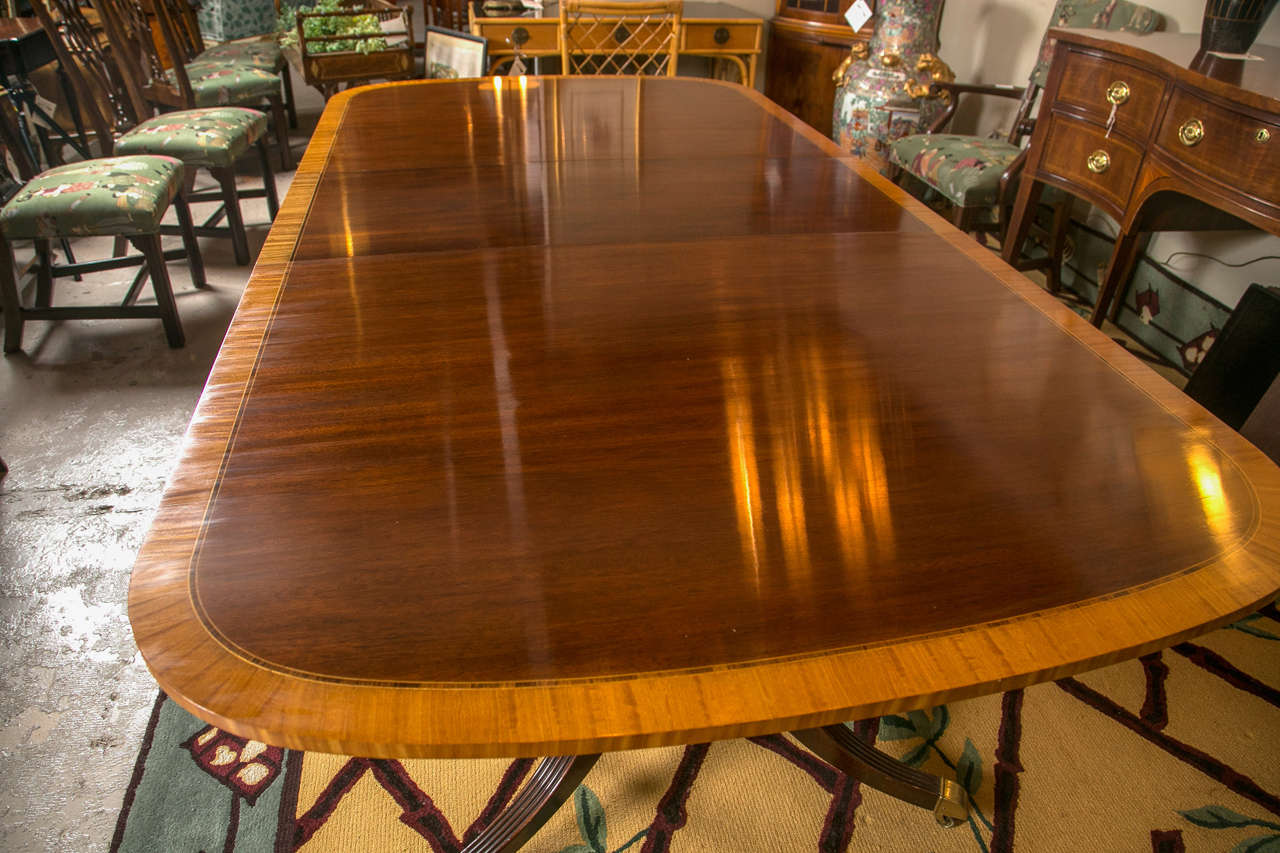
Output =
[
  {"x1": 114, "y1": 108, "x2": 268, "y2": 168},
  {"x1": 0, "y1": 156, "x2": 182, "y2": 240},
  {"x1": 197, "y1": 40, "x2": 284, "y2": 70},
  {"x1": 1029, "y1": 0, "x2": 1162, "y2": 87},
  {"x1": 887, "y1": 134, "x2": 1022, "y2": 208},
  {"x1": 170, "y1": 61, "x2": 282, "y2": 107}
]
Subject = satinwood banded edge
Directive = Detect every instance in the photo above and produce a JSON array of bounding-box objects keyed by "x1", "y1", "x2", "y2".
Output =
[{"x1": 128, "y1": 78, "x2": 1280, "y2": 759}]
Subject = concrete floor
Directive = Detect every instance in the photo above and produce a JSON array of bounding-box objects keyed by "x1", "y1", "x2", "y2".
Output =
[{"x1": 0, "y1": 82, "x2": 323, "y2": 853}]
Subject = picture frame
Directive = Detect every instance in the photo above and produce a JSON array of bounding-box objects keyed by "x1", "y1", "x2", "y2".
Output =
[{"x1": 423, "y1": 26, "x2": 489, "y2": 79}]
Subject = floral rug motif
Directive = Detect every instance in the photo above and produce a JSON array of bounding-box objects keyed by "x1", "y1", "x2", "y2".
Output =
[{"x1": 111, "y1": 605, "x2": 1280, "y2": 852}]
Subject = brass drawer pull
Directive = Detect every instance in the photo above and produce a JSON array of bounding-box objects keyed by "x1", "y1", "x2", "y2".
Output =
[
  {"x1": 1179, "y1": 118, "x2": 1205, "y2": 146},
  {"x1": 1106, "y1": 81, "x2": 1130, "y2": 105},
  {"x1": 1258, "y1": 128, "x2": 1272, "y2": 144},
  {"x1": 1087, "y1": 149, "x2": 1111, "y2": 174}
]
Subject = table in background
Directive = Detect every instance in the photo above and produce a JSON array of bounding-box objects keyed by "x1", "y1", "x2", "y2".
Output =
[
  {"x1": 1003, "y1": 29, "x2": 1280, "y2": 327},
  {"x1": 468, "y1": 1, "x2": 763, "y2": 86},
  {"x1": 129, "y1": 77, "x2": 1280, "y2": 851}
]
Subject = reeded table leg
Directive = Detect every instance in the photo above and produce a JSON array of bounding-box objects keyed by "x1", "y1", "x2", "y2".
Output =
[
  {"x1": 462, "y1": 754, "x2": 601, "y2": 853},
  {"x1": 791, "y1": 725, "x2": 969, "y2": 827}
]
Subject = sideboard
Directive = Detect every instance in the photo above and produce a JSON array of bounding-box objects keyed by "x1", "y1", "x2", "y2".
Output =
[{"x1": 1002, "y1": 30, "x2": 1280, "y2": 327}]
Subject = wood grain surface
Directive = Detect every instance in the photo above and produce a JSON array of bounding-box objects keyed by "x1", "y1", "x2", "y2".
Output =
[{"x1": 129, "y1": 77, "x2": 1280, "y2": 758}]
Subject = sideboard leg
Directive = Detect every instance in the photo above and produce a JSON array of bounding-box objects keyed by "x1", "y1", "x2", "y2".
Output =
[
  {"x1": 462, "y1": 753, "x2": 601, "y2": 853},
  {"x1": 791, "y1": 724, "x2": 968, "y2": 828}
]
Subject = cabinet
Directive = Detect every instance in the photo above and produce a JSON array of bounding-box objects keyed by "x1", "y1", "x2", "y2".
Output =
[{"x1": 764, "y1": 0, "x2": 868, "y2": 136}]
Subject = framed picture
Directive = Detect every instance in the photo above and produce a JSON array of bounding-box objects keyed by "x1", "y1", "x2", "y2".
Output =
[{"x1": 423, "y1": 26, "x2": 489, "y2": 79}]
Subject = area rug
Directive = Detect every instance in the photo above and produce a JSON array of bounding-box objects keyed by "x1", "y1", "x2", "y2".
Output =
[{"x1": 110, "y1": 605, "x2": 1280, "y2": 852}]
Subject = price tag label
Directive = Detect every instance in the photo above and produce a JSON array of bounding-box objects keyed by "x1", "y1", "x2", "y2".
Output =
[
  {"x1": 508, "y1": 56, "x2": 527, "y2": 76},
  {"x1": 844, "y1": 0, "x2": 871, "y2": 33}
]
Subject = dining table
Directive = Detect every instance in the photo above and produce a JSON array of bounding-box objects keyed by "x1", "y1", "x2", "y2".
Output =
[{"x1": 128, "y1": 76, "x2": 1280, "y2": 851}]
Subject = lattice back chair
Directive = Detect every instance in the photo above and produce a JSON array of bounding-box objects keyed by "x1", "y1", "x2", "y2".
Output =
[
  {"x1": 885, "y1": 0, "x2": 1161, "y2": 289},
  {"x1": 0, "y1": 92, "x2": 203, "y2": 352},
  {"x1": 34, "y1": 0, "x2": 279, "y2": 266},
  {"x1": 560, "y1": 0, "x2": 681, "y2": 77},
  {"x1": 155, "y1": 0, "x2": 298, "y2": 129},
  {"x1": 94, "y1": 0, "x2": 294, "y2": 171}
]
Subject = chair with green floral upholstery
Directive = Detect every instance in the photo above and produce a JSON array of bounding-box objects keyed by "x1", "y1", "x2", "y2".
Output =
[
  {"x1": 155, "y1": 0, "x2": 298, "y2": 129},
  {"x1": 33, "y1": 0, "x2": 278, "y2": 267},
  {"x1": 886, "y1": 0, "x2": 1161, "y2": 290},
  {"x1": 95, "y1": 0, "x2": 295, "y2": 172},
  {"x1": 0, "y1": 97, "x2": 203, "y2": 352}
]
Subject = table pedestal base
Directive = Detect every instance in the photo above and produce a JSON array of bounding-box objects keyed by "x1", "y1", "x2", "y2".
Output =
[{"x1": 464, "y1": 725, "x2": 968, "y2": 850}]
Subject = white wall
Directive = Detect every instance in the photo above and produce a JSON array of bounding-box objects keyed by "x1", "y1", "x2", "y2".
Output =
[{"x1": 933, "y1": 0, "x2": 1280, "y2": 308}]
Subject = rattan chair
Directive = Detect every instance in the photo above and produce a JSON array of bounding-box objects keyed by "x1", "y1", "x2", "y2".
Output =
[{"x1": 559, "y1": 0, "x2": 681, "y2": 77}]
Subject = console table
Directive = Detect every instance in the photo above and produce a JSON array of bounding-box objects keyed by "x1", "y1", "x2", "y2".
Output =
[
  {"x1": 468, "y1": 1, "x2": 763, "y2": 86},
  {"x1": 1002, "y1": 30, "x2": 1280, "y2": 327}
]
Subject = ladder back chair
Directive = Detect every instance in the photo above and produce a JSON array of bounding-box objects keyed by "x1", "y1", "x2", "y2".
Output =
[
  {"x1": 560, "y1": 0, "x2": 682, "y2": 77},
  {"x1": 0, "y1": 94, "x2": 202, "y2": 352},
  {"x1": 156, "y1": 0, "x2": 298, "y2": 129},
  {"x1": 93, "y1": 0, "x2": 295, "y2": 171},
  {"x1": 885, "y1": 0, "x2": 1161, "y2": 290},
  {"x1": 32, "y1": 0, "x2": 279, "y2": 266}
]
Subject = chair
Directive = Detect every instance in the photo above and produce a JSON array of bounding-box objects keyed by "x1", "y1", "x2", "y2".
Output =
[
  {"x1": 0, "y1": 95, "x2": 203, "y2": 351},
  {"x1": 31, "y1": 0, "x2": 278, "y2": 267},
  {"x1": 156, "y1": 0, "x2": 299, "y2": 129},
  {"x1": 94, "y1": 0, "x2": 295, "y2": 172},
  {"x1": 886, "y1": 0, "x2": 1161, "y2": 288},
  {"x1": 560, "y1": 0, "x2": 681, "y2": 77}
]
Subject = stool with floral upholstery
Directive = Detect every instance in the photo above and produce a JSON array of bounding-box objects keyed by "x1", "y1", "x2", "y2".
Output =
[
  {"x1": 0, "y1": 143, "x2": 203, "y2": 351},
  {"x1": 831, "y1": 0, "x2": 953, "y2": 172},
  {"x1": 885, "y1": 0, "x2": 1161, "y2": 285}
]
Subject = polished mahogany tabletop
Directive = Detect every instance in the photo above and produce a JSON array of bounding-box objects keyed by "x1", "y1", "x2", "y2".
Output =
[{"x1": 129, "y1": 77, "x2": 1280, "y2": 759}]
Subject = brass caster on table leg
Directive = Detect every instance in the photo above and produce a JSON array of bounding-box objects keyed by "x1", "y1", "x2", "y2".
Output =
[{"x1": 933, "y1": 777, "x2": 969, "y2": 827}]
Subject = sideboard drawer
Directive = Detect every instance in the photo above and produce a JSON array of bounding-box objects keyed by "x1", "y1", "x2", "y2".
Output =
[
  {"x1": 682, "y1": 21, "x2": 760, "y2": 52},
  {"x1": 1040, "y1": 113, "x2": 1144, "y2": 216},
  {"x1": 1156, "y1": 88, "x2": 1280, "y2": 207},
  {"x1": 472, "y1": 18, "x2": 560, "y2": 53},
  {"x1": 1055, "y1": 48, "x2": 1165, "y2": 138}
]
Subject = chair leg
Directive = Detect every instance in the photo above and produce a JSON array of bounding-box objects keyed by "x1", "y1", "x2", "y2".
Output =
[
  {"x1": 129, "y1": 234, "x2": 184, "y2": 348},
  {"x1": 281, "y1": 62, "x2": 298, "y2": 129},
  {"x1": 257, "y1": 139, "x2": 279, "y2": 220},
  {"x1": 0, "y1": 238, "x2": 24, "y2": 353},
  {"x1": 33, "y1": 238, "x2": 53, "y2": 307},
  {"x1": 212, "y1": 166, "x2": 251, "y2": 266},
  {"x1": 1044, "y1": 200, "x2": 1071, "y2": 294},
  {"x1": 267, "y1": 95, "x2": 293, "y2": 172},
  {"x1": 173, "y1": 193, "x2": 207, "y2": 288}
]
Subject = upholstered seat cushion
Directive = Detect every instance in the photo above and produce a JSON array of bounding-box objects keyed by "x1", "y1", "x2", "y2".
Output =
[
  {"x1": 197, "y1": 40, "x2": 284, "y2": 70},
  {"x1": 887, "y1": 134, "x2": 1023, "y2": 208},
  {"x1": 114, "y1": 108, "x2": 268, "y2": 168},
  {"x1": 170, "y1": 61, "x2": 282, "y2": 107},
  {"x1": 0, "y1": 156, "x2": 182, "y2": 240}
]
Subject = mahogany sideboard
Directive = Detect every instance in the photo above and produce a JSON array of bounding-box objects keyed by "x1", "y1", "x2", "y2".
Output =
[{"x1": 1003, "y1": 29, "x2": 1280, "y2": 327}]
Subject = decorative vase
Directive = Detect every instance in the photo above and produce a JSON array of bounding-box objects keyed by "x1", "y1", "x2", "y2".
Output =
[
  {"x1": 831, "y1": 0, "x2": 951, "y2": 172},
  {"x1": 1190, "y1": 0, "x2": 1278, "y2": 81}
]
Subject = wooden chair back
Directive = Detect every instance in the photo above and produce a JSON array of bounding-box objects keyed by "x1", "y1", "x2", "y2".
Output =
[
  {"x1": 424, "y1": 0, "x2": 467, "y2": 32},
  {"x1": 0, "y1": 94, "x2": 41, "y2": 181},
  {"x1": 559, "y1": 0, "x2": 681, "y2": 77},
  {"x1": 156, "y1": 0, "x2": 206, "y2": 62},
  {"x1": 29, "y1": 0, "x2": 151, "y2": 151},
  {"x1": 93, "y1": 0, "x2": 197, "y2": 110}
]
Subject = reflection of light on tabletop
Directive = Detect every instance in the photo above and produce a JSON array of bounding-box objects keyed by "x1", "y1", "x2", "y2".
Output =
[
  {"x1": 1186, "y1": 443, "x2": 1232, "y2": 542},
  {"x1": 722, "y1": 357, "x2": 763, "y2": 580}
]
